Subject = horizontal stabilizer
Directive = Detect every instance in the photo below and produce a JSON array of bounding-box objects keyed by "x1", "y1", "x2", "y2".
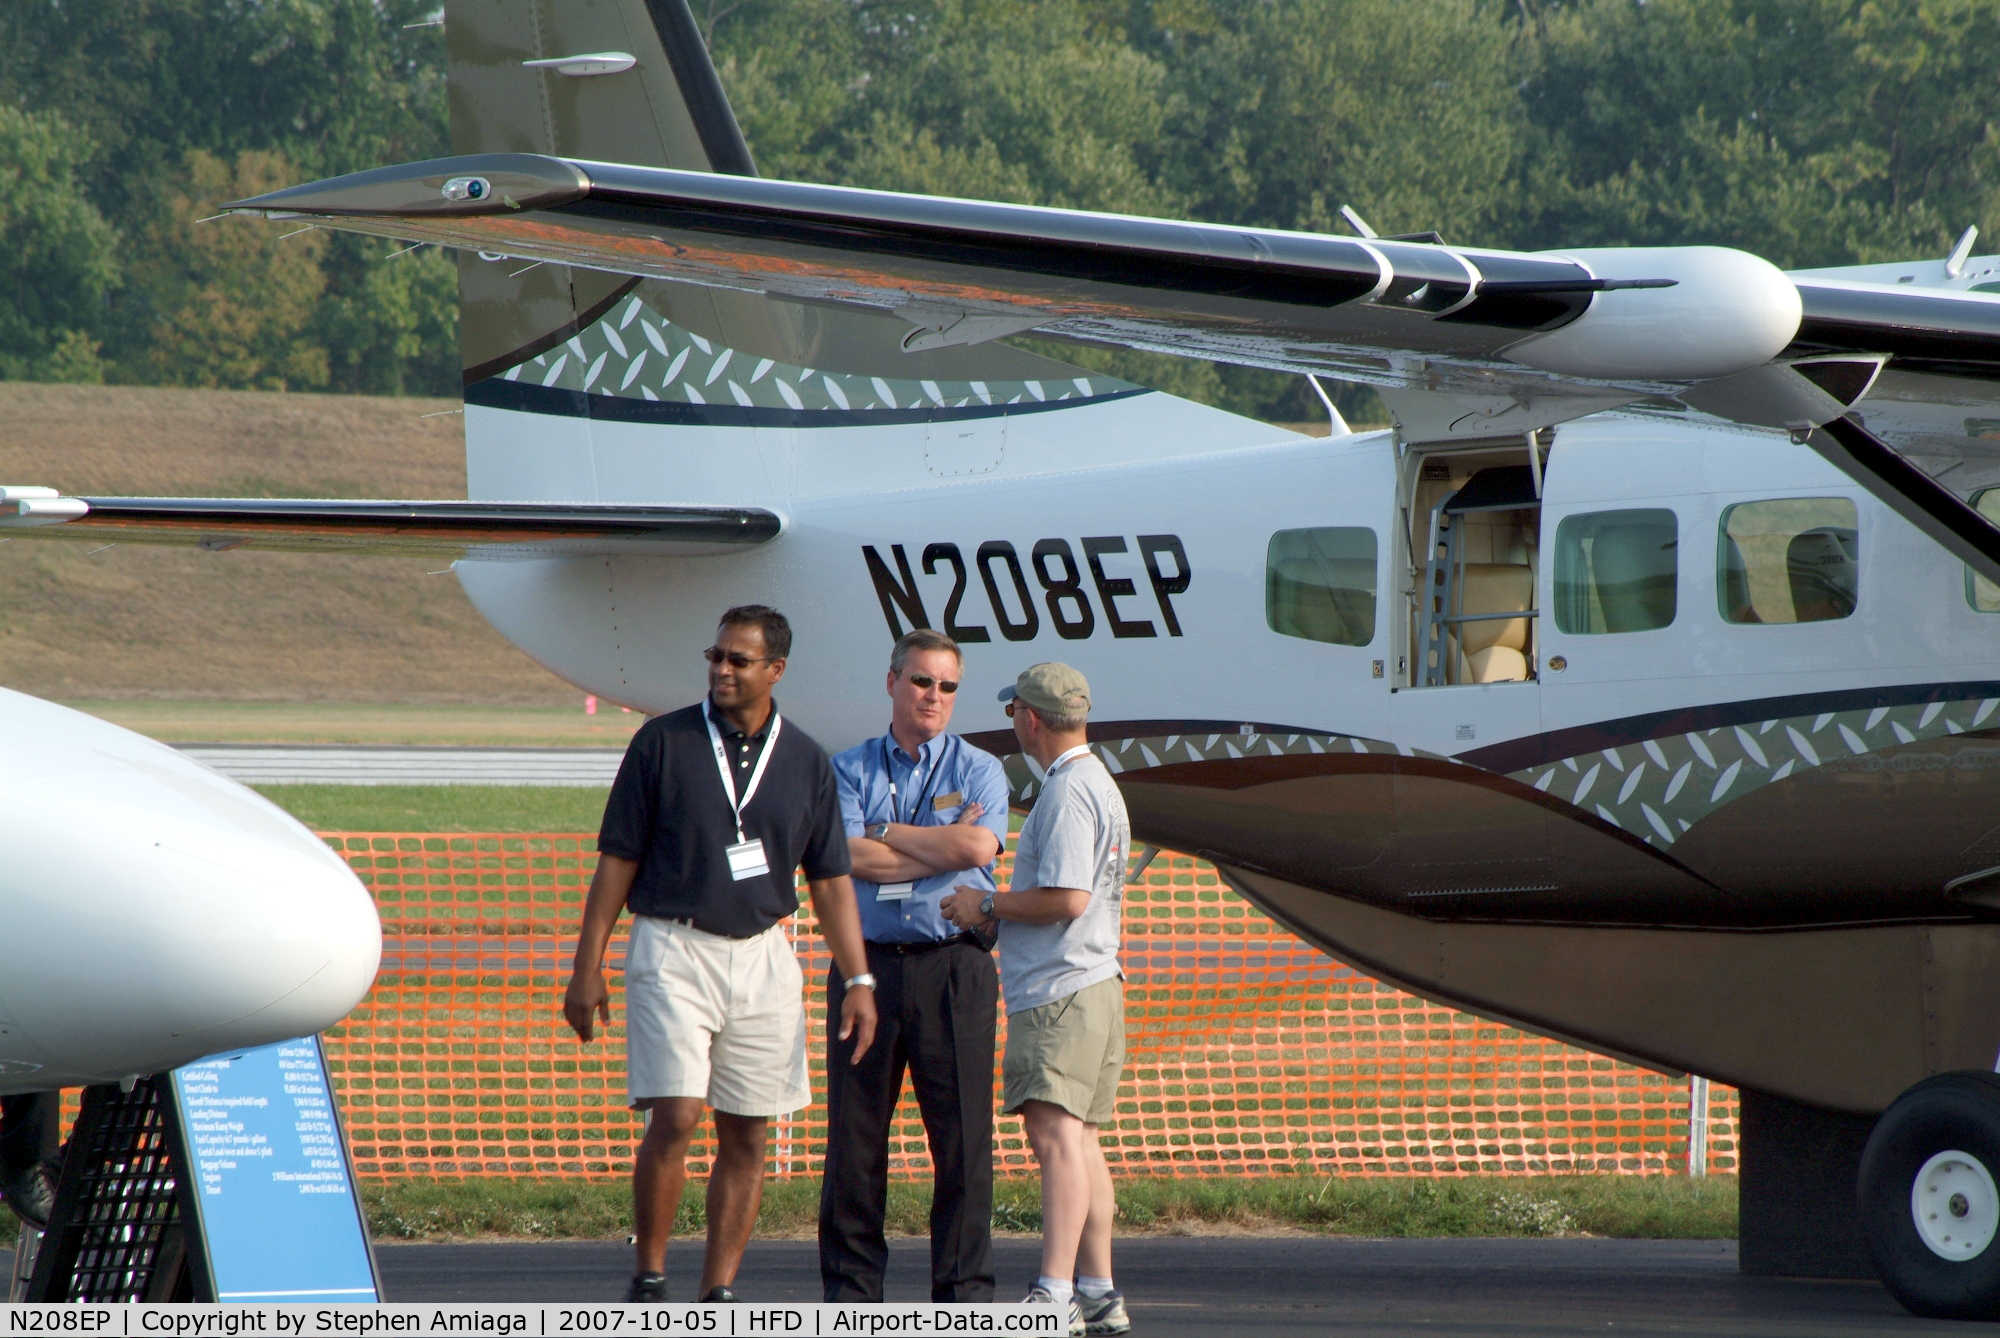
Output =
[{"x1": 0, "y1": 495, "x2": 780, "y2": 558}]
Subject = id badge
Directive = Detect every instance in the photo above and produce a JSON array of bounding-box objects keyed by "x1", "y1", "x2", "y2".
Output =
[
  {"x1": 726, "y1": 838, "x2": 770, "y2": 881},
  {"x1": 878, "y1": 881, "x2": 915, "y2": 901}
]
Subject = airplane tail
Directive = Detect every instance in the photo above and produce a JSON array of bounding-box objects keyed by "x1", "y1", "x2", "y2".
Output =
[
  {"x1": 443, "y1": 0, "x2": 1296, "y2": 507},
  {"x1": 444, "y1": 0, "x2": 751, "y2": 382}
]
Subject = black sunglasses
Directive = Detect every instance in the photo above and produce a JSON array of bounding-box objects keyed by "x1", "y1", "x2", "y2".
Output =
[
  {"x1": 905, "y1": 673, "x2": 959, "y2": 694},
  {"x1": 704, "y1": 646, "x2": 778, "y2": 668}
]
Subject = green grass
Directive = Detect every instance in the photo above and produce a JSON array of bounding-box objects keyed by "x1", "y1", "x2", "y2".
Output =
[
  {"x1": 255, "y1": 782, "x2": 1000, "y2": 837},
  {"x1": 256, "y1": 784, "x2": 610, "y2": 833},
  {"x1": 355, "y1": 1175, "x2": 1737, "y2": 1243}
]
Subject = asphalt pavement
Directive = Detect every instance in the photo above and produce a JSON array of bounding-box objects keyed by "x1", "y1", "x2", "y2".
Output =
[
  {"x1": 175, "y1": 743, "x2": 624, "y2": 785},
  {"x1": 10, "y1": 1234, "x2": 1997, "y2": 1333},
  {"x1": 363, "y1": 1235, "x2": 2000, "y2": 1337}
]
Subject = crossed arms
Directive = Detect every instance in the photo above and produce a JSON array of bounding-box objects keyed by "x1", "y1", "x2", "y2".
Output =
[{"x1": 847, "y1": 801, "x2": 1001, "y2": 883}]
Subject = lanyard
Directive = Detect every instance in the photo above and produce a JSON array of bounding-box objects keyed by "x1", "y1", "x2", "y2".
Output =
[
  {"x1": 704, "y1": 705, "x2": 783, "y2": 843},
  {"x1": 882, "y1": 733, "x2": 953, "y2": 825},
  {"x1": 1044, "y1": 743, "x2": 1093, "y2": 780}
]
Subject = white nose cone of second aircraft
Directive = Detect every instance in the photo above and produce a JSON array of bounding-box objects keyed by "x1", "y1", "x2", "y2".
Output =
[{"x1": 0, "y1": 688, "x2": 382, "y2": 1094}]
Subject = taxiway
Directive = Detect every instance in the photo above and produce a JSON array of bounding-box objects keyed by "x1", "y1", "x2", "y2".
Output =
[{"x1": 365, "y1": 1236, "x2": 1992, "y2": 1335}]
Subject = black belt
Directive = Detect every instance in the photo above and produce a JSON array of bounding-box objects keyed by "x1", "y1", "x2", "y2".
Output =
[{"x1": 864, "y1": 934, "x2": 983, "y2": 955}]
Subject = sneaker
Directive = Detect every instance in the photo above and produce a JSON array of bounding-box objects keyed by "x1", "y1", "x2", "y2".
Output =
[
  {"x1": 701, "y1": 1286, "x2": 740, "y2": 1303},
  {"x1": 1077, "y1": 1289, "x2": 1130, "y2": 1335},
  {"x1": 1023, "y1": 1285, "x2": 1085, "y2": 1337},
  {"x1": 624, "y1": 1273, "x2": 669, "y2": 1303}
]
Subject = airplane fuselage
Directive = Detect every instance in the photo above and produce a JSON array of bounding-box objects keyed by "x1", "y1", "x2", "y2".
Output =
[{"x1": 456, "y1": 388, "x2": 2000, "y2": 936}]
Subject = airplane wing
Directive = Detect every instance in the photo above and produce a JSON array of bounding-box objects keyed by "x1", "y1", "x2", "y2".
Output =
[
  {"x1": 221, "y1": 153, "x2": 1804, "y2": 428},
  {"x1": 0, "y1": 493, "x2": 780, "y2": 558},
  {"x1": 222, "y1": 153, "x2": 2000, "y2": 581}
]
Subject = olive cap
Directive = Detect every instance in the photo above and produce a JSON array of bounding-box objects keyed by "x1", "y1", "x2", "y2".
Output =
[{"x1": 997, "y1": 661, "x2": 1091, "y2": 717}]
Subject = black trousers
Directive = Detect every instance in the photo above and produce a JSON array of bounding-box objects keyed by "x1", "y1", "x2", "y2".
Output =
[
  {"x1": 0, "y1": 1092, "x2": 56, "y2": 1175},
  {"x1": 820, "y1": 940, "x2": 998, "y2": 1302}
]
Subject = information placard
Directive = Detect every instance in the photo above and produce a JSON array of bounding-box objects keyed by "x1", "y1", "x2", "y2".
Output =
[{"x1": 169, "y1": 1036, "x2": 380, "y2": 1303}]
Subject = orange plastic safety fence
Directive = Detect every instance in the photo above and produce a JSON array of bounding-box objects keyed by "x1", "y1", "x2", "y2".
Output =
[{"x1": 319, "y1": 834, "x2": 1737, "y2": 1181}]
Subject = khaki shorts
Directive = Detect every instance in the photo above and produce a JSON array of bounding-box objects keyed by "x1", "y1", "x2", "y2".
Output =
[
  {"x1": 623, "y1": 916, "x2": 809, "y2": 1117},
  {"x1": 1001, "y1": 975, "x2": 1125, "y2": 1125}
]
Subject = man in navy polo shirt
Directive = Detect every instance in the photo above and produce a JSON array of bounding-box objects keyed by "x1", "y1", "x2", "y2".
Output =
[
  {"x1": 821, "y1": 629, "x2": 1011, "y2": 1303},
  {"x1": 565, "y1": 605, "x2": 877, "y2": 1304}
]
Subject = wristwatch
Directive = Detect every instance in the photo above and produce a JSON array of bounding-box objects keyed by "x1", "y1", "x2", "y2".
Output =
[
  {"x1": 979, "y1": 890, "x2": 997, "y2": 920},
  {"x1": 866, "y1": 823, "x2": 891, "y2": 841},
  {"x1": 846, "y1": 972, "x2": 878, "y2": 991}
]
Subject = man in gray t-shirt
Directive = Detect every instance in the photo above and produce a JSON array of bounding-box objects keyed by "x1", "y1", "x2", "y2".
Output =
[
  {"x1": 1001, "y1": 728, "x2": 1129, "y2": 1015},
  {"x1": 942, "y1": 663, "x2": 1131, "y2": 1336}
]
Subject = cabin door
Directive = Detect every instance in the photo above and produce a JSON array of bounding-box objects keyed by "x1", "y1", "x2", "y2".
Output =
[{"x1": 1390, "y1": 446, "x2": 1543, "y2": 758}]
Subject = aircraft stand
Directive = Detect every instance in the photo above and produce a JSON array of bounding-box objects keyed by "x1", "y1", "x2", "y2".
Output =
[
  {"x1": 1738, "y1": 1088, "x2": 1876, "y2": 1279},
  {"x1": 25, "y1": 1079, "x2": 204, "y2": 1302},
  {"x1": 7, "y1": 1226, "x2": 38, "y2": 1301}
]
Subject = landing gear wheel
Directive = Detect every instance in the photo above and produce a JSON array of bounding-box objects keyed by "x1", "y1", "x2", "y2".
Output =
[{"x1": 1859, "y1": 1071, "x2": 2000, "y2": 1319}]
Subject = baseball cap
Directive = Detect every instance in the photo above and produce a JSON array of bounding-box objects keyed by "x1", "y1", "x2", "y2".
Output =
[{"x1": 997, "y1": 662, "x2": 1091, "y2": 716}]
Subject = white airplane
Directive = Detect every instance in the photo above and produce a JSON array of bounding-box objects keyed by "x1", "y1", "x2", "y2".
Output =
[
  {"x1": 0, "y1": 689, "x2": 382, "y2": 1171},
  {"x1": 12, "y1": 0, "x2": 2000, "y2": 1317}
]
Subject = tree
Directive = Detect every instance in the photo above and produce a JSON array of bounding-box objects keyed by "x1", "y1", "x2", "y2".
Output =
[
  {"x1": 311, "y1": 239, "x2": 459, "y2": 397},
  {"x1": 717, "y1": 0, "x2": 1183, "y2": 215},
  {"x1": 1158, "y1": 0, "x2": 1528, "y2": 243},
  {"x1": 1518, "y1": 0, "x2": 2000, "y2": 264},
  {"x1": 0, "y1": 0, "x2": 452, "y2": 391},
  {"x1": 0, "y1": 106, "x2": 120, "y2": 383},
  {"x1": 137, "y1": 150, "x2": 329, "y2": 391}
]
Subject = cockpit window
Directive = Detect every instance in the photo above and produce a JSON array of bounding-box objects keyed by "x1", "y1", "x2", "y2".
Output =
[
  {"x1": 1267, "y1": 527, "x2": 1377, "y2": 646},
  {"x1": 1553, "y1": 509, "x2": 1677, "y2": 634},
  {"x1": 1717, "y1": 498, "x2": 1859, "y2": 624},
  {"x1": 1965, "y1": 490, "x2": 2000, "y2": 612}
]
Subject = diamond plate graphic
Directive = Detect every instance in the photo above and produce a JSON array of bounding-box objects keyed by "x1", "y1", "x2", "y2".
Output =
[
  {"x1": 993, "y1": 697, "x2": 2000, "y2": 859},
  {"x1": 1508, "y1": 696, "x2": 2000, "y2": 848},
  {"x1": 501, "y1": 294, "x2": 1139, "y2": 412},
  {"x1": 1000, "y1": 729, "x2": 1448, "y2": 805}
]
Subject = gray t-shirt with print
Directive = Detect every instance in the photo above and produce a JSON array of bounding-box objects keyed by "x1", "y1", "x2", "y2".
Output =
[{"x1": 999, "y1": 749, "x2": 1130, "y2": 1014}]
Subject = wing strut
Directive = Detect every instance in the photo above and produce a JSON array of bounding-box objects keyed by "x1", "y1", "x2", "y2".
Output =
[{"x1": 1810, "y1": 416, "x2": 2000, "y2": 588}]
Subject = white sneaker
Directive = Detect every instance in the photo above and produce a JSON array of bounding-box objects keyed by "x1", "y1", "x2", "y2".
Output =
[
  {"x1": 1022, "y1": 1284, "x2": 1085, "y2": 1336},
  {"x1": 1077, "y1": 1289, "x2": 1130, "y2": 1335}
]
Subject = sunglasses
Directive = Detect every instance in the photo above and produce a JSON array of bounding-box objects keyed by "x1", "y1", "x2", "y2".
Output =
[
  {"x1": 704, "y1": 646, "x2": 778, "y2": 668},
  {"x1": 905, "y1": 673, "x2": 959, "y2": 694}
]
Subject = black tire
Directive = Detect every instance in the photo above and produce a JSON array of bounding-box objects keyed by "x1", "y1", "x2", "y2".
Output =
[{"x1": 1859, "y1": 1070, "x2": 2000, "y2": 1320}]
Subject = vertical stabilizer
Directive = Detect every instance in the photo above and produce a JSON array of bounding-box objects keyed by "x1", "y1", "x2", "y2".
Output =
[
  {"x1": 444, "y1": 0, "x2": 753, "y2": 382},
  {"x1": 445, "y1": 0, "x2": 1286, "y2": 522}
]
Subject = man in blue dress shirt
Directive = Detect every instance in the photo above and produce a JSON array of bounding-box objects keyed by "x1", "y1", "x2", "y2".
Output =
[{"x1": 822, "y1": 629, "x2": 1012, "y2": 1303}]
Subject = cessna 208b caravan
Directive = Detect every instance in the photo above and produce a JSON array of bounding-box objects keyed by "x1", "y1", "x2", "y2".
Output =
[{"x1": 17, "y1": 0, "x2": 2000, "y2": 1315}]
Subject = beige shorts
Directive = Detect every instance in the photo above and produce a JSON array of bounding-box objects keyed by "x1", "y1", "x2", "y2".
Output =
[
  {"x1": 623, "y1": 915, "x2": 810, "y2": 1118},
  {"x1": 1002, "y1": 975, "x2": 1125, "y2": 1125}
]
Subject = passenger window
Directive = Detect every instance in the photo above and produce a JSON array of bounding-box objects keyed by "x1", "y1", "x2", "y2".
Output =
[
  {"x1": 1965, "y1": 490, "x2": 2000, "y2": 611},
  {"x1": 1717, "y1": 498, "x2": 1859, "y2": 624},
  {"x1": 1553, "y1": 509, "x2": 1678, "y2": 634},
  {"x1": 1267, "y1": 527, "x2": 1377, "y2": 646}
]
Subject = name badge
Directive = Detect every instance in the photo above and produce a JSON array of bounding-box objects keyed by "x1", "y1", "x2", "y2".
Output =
[
  {"x1": 878, "y1": 881, "x2": 915, "y2": 901},
  {"x1": 931, "y1": 791, "x2": 963, "y2": 812},
  {"x1": 726, "y1": 838, "x2": 770, "y2": 881}
]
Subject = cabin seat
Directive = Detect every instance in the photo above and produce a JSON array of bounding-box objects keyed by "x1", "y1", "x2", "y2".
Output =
[{"x1": 1453, "y1": 563, "x2": 1533, "y2": 682}]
